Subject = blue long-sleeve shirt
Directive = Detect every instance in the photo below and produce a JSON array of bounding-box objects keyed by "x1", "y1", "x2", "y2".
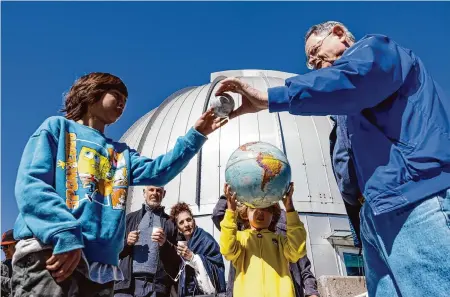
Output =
[{"x1": 14, "y1": 116, "x2": 206, "y2": 265}]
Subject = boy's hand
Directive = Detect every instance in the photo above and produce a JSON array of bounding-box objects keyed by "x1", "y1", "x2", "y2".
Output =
[
  {"x1": 127, "y1": 230, "x2": 140, "y2": 246},
  {"x1": 224, "y1": 183, "x2": 237, "y2": 211},
  {"x1": 46, "y1": 248, "x2": 82, "y2": 283},
  {"x1": 194, "y1": 108, "x2": 229, "y2": 136},
  {"x1": 282, "y1": 182, "x2": 295, "y2": 212}
]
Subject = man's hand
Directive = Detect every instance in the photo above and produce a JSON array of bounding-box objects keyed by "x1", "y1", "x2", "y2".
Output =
[
  {"x1": 215, "y1": 77, "x2": 269, "y2": 119},
  {"x1": 46, "y1": 248, "x2": 82, "y2": 283},
  {"x1": 224, "y1": 183, "x2": 237, "y2": 211},
  {"x1": 151, "y1": 228, "x2": 166, "y2": 246},
  {"x1": 194, "y1": 108, "x2": 229, "y2": 136},
  {"x1": 282, "y1": 182, "x2": 295, "y2": 212},
  {"x1": 127, "y1": 230, "x2": 140, "y2": 246}
]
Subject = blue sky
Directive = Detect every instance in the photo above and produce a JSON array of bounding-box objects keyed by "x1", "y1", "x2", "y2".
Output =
[{"x1": 2, "y1": 2, "x2": 449, "y2": 246}]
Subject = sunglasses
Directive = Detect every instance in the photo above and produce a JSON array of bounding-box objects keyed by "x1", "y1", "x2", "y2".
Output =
[{"x1": 1, "y1": 244, "x2": 14, "y2": 250}]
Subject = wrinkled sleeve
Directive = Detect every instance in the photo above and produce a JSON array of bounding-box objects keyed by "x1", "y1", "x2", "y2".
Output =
[
  {"x1": 130, "y1": 127, "x2": 207, "y2": 186},
  {"x1": 159, "y1": 237, "x2": 182, "y2": 280},
  {"x1": 268, "y1": 35, "x2": 414, "y2": 115},
  {"x1": 330, "y1": 118, "x2": 363, "y2": 247},
  {"x1": 1, "y1": 263, "x2": 11, "y2": 294},
  {"x1": 331, "y1": 123, "x2": 362, "y2": 205},
  {"x1": 282, "y1": 212, "x2": 307, "y2": 263},
  {"x1": 298, "y1": 256, "x2": 320, "y2": 296},
  {"x1": 212, "y1": 195, "x2": 227, "y2": 231},
  {"x1": 219, "y1": 210, "x2": 242, "y2": 263},
  {"x1": 119, "y1": 213, "x2": 134, "y2": 259},
  {"x1": 185, "y1": 254, "x2": 217, "y2": 294},
  {"x1": 15, "y1": 129, "x2": 84, "y2": 254}
]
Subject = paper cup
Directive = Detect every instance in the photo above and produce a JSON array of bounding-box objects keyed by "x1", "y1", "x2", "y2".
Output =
[
  {"x1": 177, "y1": 241, "x2": 187, "y2": 248},
  {"x1": 152, "y1": 227, "x2": 163, "y2": 235}
]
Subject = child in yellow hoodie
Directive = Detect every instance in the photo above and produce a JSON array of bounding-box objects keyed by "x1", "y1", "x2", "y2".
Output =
[{"x1": 220, "y1": 182, "x2": 307, "y2": 297}]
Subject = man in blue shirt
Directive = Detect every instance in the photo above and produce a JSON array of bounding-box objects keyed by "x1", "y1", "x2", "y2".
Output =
[{"x1": 216, "y1": 21, "x2": 450, "y2": 297}]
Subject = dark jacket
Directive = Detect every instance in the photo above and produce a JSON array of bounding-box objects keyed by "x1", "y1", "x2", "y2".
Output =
[
  {"x1": 159, "y1": 226, "x2": 226, "y2": 297},
  {"x1": 1, "y1": 259, "x2": 12, "y2": 297},
  {"x1": 212, "y1": 196, "x2": 320, "y2": 297},
  {"x1": 114, "y1": 204, "x2": 178, "y2": 295}
]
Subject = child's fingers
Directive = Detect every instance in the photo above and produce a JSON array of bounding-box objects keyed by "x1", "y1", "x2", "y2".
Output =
[
  {"x1": 225, "y1": 184, "x2": 232, "y2": 198},
  {"x1": 289, "y1": 182, "x2": 294, "y2": 192}
]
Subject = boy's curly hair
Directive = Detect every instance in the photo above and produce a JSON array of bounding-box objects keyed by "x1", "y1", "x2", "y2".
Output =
[
  {"x1": 237, "y1": 203, "x2": 281, "y2": 232},
  {"x1": 170, "y1": 202, "x2": 194, "y2": 222},
  {"x1": 61, "y1": 72, "x2": 128, "y2": 121}
]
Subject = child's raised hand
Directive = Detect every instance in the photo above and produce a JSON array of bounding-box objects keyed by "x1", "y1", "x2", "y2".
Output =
[
  {"x1": 282, "y1": 182, "x2": 295, "y2": 212},
  {"x1": 224, "y1": 183, "x2": 237, "y2": 211},
  {"x1": 194, "y1": 108, "x2": 229, "y2": 136}
]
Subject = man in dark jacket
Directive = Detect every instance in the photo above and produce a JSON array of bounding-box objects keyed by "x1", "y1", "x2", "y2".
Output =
[
  {"x1": 114, "y1": 186, "x2": 179, "y2": 297},
  {"x1": 212, "y1": 196, "x2": 319, "y2": 297}
]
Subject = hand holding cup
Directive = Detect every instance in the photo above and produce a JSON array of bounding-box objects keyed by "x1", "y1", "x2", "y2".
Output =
[
  {"x1": 177, "y1": 241, "x2": 193, "y2": 261},
  {"x1": 151, "y1": 227, "x2": 166, "y2": 246}
]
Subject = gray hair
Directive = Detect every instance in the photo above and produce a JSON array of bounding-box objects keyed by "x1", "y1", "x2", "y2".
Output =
[{"x1": 304, "y1": 21, "x2": 355, "y2": 44}]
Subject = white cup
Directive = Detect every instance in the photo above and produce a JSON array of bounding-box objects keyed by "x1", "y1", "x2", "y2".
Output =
[
  {"x1": 152, "y1": 227, "x2": 163, "y2": 235},
  {"x1": 177, "y1": 241, "x2": 187, "y2": 248}
]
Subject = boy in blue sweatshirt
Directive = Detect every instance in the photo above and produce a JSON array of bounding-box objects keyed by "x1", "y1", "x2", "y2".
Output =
[{"x1": 11, "y1": 72, "x2": 228, "y2": 297}]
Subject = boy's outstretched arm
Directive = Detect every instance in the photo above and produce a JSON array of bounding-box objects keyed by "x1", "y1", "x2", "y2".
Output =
[
  {"x1": 281, "y1": 183, "x2": 307, "y2": 263},
  {"x1": 219, "y1": 184, "x2": 242, "y2": 262},
  {"x1": 130, "y1": 109, "x2": 227, "y2": 186}
]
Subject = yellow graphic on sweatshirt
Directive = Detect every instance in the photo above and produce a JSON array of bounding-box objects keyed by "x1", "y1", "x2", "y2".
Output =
[
  {"x1": 65, "y1": 132, "x2": 80, "y2": 209},
  {"x1": 57, "y1": 160, "x2": 66, "y2": 169},
  {"x1": 111, "y1": 188, "x2": 127, "y2": 210},
  {"x1": 113, "y1": 167, "x2": 128, "y2": 187},
  {"x1": 59, "y1": 132, "x2": 128, "y2": 210},
  {"x1": 78, "y1": 147, "x2": 113, "y2": 198}
]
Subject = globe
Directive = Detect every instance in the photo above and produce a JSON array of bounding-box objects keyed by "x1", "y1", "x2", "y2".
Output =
[{"x1": 225, "y1": 141, "x2": 292, "y2": 208}]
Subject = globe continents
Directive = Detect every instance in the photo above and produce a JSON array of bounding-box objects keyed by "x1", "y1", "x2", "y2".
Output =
[{"x1": 225, "y1": 141, "x2": 291, "y2": 208}]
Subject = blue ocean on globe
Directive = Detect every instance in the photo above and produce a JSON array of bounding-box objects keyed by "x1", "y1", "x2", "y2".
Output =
[{"x1": 225, "y1": 141, "x2": 292, "y2": 208}]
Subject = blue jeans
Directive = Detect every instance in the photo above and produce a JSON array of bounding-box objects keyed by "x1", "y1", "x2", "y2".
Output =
[{"x1": 360, "y1": 188, "x2": 450, "y2": 297}]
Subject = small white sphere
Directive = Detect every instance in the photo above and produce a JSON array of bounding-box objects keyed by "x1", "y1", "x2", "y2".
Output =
[{"x1": 210, "y1": 93, "x2": 235, "y2": 118}]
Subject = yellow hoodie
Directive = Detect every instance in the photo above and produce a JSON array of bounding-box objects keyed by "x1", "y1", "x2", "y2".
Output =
[{"x1": 220, "y1": 209, "x2": 307, "y2": 297}]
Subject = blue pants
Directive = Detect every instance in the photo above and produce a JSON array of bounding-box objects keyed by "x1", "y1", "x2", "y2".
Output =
[{"x1": 361, "y1": 188, "x2": 450, "y2": 297}]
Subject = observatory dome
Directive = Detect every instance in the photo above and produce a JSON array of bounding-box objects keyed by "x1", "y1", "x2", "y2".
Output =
[{"x1": 120, "y1": 70, "x2": 360, "y2": 278}]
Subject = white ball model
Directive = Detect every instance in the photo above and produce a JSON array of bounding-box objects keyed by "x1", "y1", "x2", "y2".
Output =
[{"x1": 210, "y1": 93, "x2": 235, "y2": 118}]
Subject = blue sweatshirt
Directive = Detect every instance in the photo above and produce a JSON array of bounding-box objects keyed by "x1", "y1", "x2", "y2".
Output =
[
  {"x1": 269, "y1": 34, "x2": 450, "y2": 215},
  {"x1": 14, "y1": 116, "x2": 207, "y2": 265}
]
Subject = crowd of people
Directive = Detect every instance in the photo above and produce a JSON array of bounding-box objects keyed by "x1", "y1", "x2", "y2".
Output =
[{"x1": 2, "y1": 20, "x2": 450, "y2": 297}]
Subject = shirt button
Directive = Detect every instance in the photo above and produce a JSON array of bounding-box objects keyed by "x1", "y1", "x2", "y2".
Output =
[{"x1": 257, "y1": 233, "x2": 262, "y2": 238}]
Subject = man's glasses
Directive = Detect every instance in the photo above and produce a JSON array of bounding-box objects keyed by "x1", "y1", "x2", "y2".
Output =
[{"x1": 306, "y1": 31, "x2": 332, "y2": 70}]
